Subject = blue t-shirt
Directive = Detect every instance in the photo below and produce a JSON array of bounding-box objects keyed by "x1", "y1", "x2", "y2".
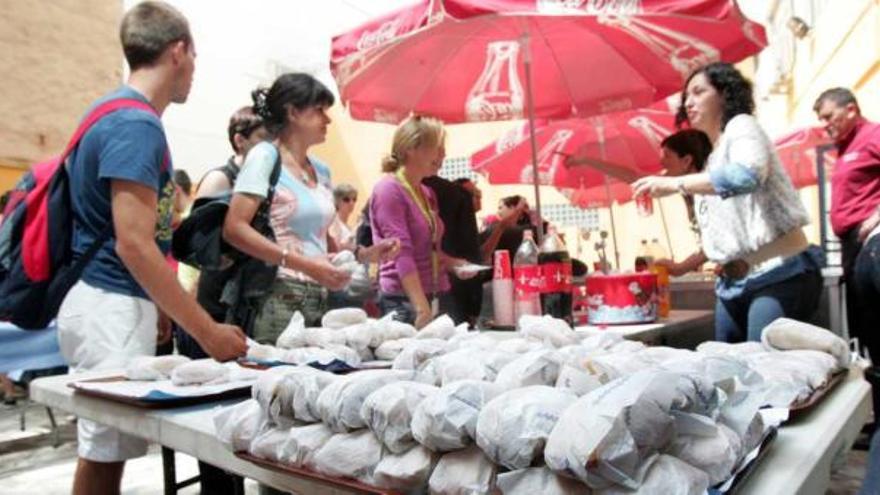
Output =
[
  {"x1": 68, "y1": 86, "x2": 174, "y2": 299},
  {"x1": 234, "y1": 142, "x2": 336, "y2": 283}
]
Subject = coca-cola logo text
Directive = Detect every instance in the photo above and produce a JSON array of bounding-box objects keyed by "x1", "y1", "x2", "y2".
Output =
[{"x1": 356, "y1": 20, "x2": 400, "y2": 51}]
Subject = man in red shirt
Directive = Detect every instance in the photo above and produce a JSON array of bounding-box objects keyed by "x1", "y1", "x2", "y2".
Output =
[{"x1": 815, "y1": 87, "x2": 880, "y2": 361}]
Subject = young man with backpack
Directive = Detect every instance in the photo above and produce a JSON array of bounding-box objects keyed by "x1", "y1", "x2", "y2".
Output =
[{"x1": 55, "y1": 3, "x2": 247, "y2": 493}]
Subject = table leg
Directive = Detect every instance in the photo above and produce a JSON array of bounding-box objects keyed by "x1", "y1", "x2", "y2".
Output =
[{"x1": 162, "y1": 446, "x2": 176, "y2": 495}]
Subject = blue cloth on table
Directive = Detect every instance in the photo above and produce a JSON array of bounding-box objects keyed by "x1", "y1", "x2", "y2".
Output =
[{"x1": 0, "y1": 322, "x2": 65, "y2": 376}]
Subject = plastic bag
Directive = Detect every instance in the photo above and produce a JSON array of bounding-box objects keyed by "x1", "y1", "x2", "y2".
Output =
[
  {"x1": 312, "y1": 429, "x2": 384, "y2": 483},
  {"x1": 373, "y1": 444, "x2": 437, "y2": 492},
  {"x1": 248, "y1": 426, "x2": 289, "y2": 462},
  {"x1": 342, "y1": 321, "x2": 375, "y2": 351},
  {"x1": 276, "y1": 311, "x2": 307, "y2": 349},
  {"x1": 125, "y1": 355, "x2": 190, "y2": 381},
  {"x1": 494, "y1": 349, "x2": 561, "y2": 390},
  {"x1": 279, "y1": 345, "x2": 358, "y2": 367},
  {"x1": 251, "y1": 365, "x2": 301, "y2": 426},
  {"x1": 411, "y1": 380, "x2": 503, "y2": 452},
  {"x1": 762, "y1": 317, "x2": 850, "y2": 368},
  {"x1": 496, "y1": 467, "x2": 586, "y2": 495},
  {"x1": 371, "y1": 313, "x2": 418, "y2": 347},
  {"x1": 415, "y1": 314, "x2": 456, "y2": 340},
  {"x1": 392, "y1": 339, "x2": 450, "y2": 371},
  {"x1": 495, "y1": 337, "x2": 549, "y2": 355},
  {"x1": 279, "y1": 423, "x2": 335, "y2": 468},
  {"x1": 361, "y1": 381, "x2": 440, "y2": 453},
  {"x1": 544, "y1": 371, "x2": 685, "y2": 489},
  {"x1": 428, "y1": 445, "x2": 497, "y2": 495},
  {"x1": 595, "y1": 455, "x2": 709, "y2": 495},
  {"x1": 696, "y1": 341, "x2": 766, "y2": 357},
  {"x1": 374, "y1": 338, "x2": 413, "y2": 361},
  {"x1": 214, "y1": 399, "x2": 264, "y2": 452},
  {"x1": 246, "y1": 342, "x2": 282, "y2": 362},
  {"x1": 274, "y1": 367, "x2": 339, "y2": 423},
  {"x1": 475, "y1": 385, "x2": 576, "y2": 469},
  {"x1": 322, "y1": 307, "x2": 368, "y2": 329},
  {"x1": 518, "y1": 314, "x2": 579, "y2": 347},
  {"x1": 423, "y1": 347, "x2": 517, "y2": 386},
  {"x1": 317, "y1": 369, "x2": 431, "y2": 432},
  {"x1": 303, "y1": 327, "x2": 349, "y2": 348},
  {"x1": 665, "y1": 422, "x2": 741, "y2": 485},
  {"x1": 171, "y1": 359, "x2": 229, "y2": 386}
]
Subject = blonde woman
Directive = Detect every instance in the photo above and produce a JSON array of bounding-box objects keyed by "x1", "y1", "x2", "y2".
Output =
[{"x1": 370, "y1": 116, "x2": 474, "y2": 329}]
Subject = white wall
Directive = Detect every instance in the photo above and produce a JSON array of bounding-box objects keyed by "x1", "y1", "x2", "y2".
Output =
[{"x1": 123, "y1": 0, "x2": 417, "y2": 179}]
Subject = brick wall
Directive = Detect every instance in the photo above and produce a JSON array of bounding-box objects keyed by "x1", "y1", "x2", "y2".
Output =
[{"x1": 0, "y1": 1, "x2": 123, "y2": 170}]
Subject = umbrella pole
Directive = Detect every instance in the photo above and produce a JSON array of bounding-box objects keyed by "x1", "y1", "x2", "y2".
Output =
[
  {"x1": 657, "y1": 198, "x2": 676, "y2": 260},
  {"x1": 595, "y1": 120, "x2": 621, "y2": 269},
  {"x1": 521, "y1": 33, "x2": 543, "y2": 244},
  {"x1": 602, "y1": 175, "x2": 621, "y2": 270}
]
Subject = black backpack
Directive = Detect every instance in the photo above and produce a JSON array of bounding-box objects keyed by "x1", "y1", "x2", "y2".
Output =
[{"x1": 172, "y1": 153, "x2": 280, "y2": 271}]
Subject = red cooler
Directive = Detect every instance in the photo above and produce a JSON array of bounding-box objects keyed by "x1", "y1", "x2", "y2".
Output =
[{"x1": 585, "y1": 272, "x2": 658, "y2": 325}]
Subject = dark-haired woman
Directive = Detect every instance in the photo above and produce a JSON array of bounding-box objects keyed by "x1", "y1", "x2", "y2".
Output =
[
  {"x1": 648, "y1": 129, "x2": 713, "y2": 276},
  {"x1": 633, "y1": 62, "x2": 824, "y2": 343},
  {"x1": 223, "y1": 73, "x2": 397, "y2": 344}
]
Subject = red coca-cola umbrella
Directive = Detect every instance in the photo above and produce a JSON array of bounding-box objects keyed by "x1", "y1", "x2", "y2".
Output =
[
  {"x1": 331, "y1": 0, "x2": 766, "y2": 241},
  {"x1": 470, "y1": 103, "x2": 677, "y2": 264},
  {"x1": 774, "y1": 126, "x2": 836, "y2": 188},
  {"x1": 469, "y1": 103, "x2": 675, "y2": 189}
]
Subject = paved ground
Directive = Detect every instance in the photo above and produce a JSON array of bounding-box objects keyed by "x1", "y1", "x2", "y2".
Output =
[{"x1": 0, "y1": 400, "x2": 869, "y2": 494}]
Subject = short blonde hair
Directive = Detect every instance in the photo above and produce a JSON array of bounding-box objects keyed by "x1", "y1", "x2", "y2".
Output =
[{"x1": 381, "y1": 115, "x2": 446, "y2": 173}]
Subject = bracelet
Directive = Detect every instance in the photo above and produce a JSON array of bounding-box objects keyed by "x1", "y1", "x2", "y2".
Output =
[
  {"x1": 676, "y1": 178, "x2": 688, "y2": 196},
  {"x1": 280, "y1": 246, "x2": 289, "y2": 268}
]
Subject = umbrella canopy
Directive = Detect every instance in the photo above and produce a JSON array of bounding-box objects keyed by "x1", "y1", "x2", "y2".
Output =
[
  {"x1": 773, "y1": 126, "x2": 836, "y2": 188},
  {"x1": 469, "y1": 103, "x2": 675, "y2": 189},
  {"x1": 330, "y1": 0, "x2": 766, "y2": 124}
]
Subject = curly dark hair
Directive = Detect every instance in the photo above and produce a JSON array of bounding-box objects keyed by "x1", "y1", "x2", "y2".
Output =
[
  {"x1": 251, "y1": 73, "x2": 335, "y2": 136},
  {"x1": 676, "y1": 62, "x2": 754, "y2": 131}
]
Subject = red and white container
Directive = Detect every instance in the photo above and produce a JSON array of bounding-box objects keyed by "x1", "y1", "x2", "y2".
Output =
[
  {"x1": 585, "y1": 272, "x2": 658, "y2": 325},
  {"x1": 492, "y1": 250, "x2": 515, "y2": 326}
]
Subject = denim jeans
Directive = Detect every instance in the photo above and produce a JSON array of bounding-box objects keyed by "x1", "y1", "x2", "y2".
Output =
[
  {"x1": 715, "y1": 268, "x2": 823, "y2": 343},
  {"x1": 860, "y1": 426, "x2": 880, "y2": 495},
  {"x1": 378, "y1": 292, "x2": 461, "y2": 325},
  {"x1": 851, "y1": 234, "x2": 880, "y2": 361}
]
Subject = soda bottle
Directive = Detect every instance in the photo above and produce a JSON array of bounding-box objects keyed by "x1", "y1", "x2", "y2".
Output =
[
  {"x1": 539, "y1": 226, "x2": 573, "y2": 324},
  {"x1": 514, "y1": 230, "x2": 542, "y2": 322},
  {"x1": 649, "y1": 238, "x2": 671, "y2": 318},
  {"x1": 634, "y1": 239, "x2": 652, "y2": 272}
]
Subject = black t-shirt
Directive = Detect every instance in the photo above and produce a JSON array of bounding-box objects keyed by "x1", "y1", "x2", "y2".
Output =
[{"x1": 422, "y1": 176, "x2": 480, "y2": 262}]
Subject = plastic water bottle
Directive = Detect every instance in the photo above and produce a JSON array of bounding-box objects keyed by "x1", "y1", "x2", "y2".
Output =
[{"x1": 514, "y1": 230, "x2": 542, "y2": 322}]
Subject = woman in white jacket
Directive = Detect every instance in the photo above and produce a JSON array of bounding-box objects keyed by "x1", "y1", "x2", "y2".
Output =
[{"x1": 633, "y1": 62, "x2": 824, "y2": 343}]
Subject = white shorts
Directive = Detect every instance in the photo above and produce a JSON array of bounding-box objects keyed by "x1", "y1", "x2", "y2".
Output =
[{"x1": 58, "y1": 280, "x2": 158, "y2": 462}]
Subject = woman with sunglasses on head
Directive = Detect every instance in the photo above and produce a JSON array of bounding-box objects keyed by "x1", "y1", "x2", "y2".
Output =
[{"x1": 633, "y1": 62, "x2": 824, "y2": 343}]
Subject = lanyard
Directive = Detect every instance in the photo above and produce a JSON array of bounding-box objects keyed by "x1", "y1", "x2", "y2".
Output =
[{"x1": 395, "y1": 168, "x2": 440, "y2": 313}]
